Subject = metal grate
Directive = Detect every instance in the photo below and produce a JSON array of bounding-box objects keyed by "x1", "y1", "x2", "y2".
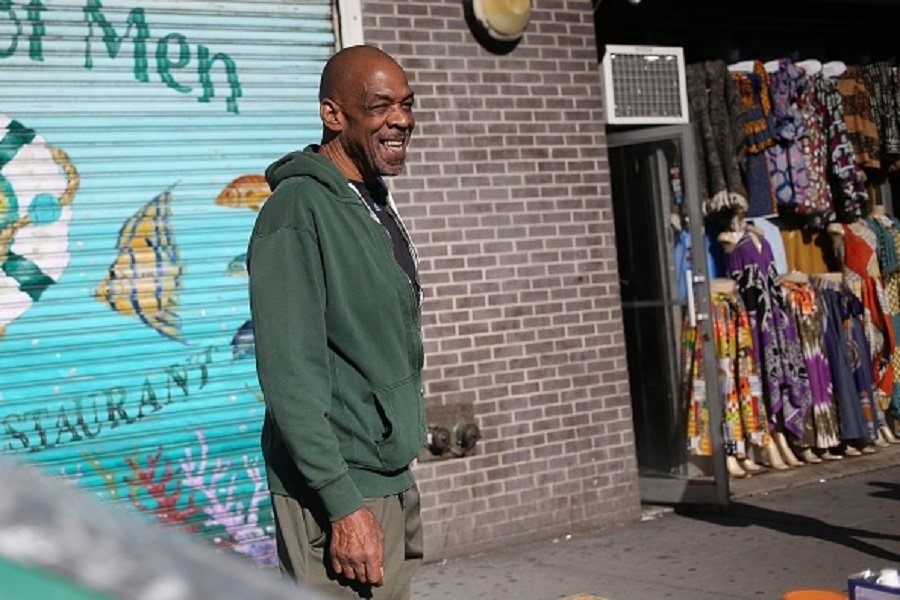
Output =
[{"x1": 602, "y1": 45, "x2": 688, "y2": 125}]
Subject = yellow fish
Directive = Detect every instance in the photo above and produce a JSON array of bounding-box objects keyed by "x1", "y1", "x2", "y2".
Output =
[
  {"x1": 214, "y1": 174, "x2": 270, "y2": 211},
  {"x1": 95, "y1": 191, "x2": 185, "y2": 342}
]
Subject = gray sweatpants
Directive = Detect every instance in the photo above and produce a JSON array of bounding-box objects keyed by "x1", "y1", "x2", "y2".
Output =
[{"x1": 272, "y1": 484, "x2": 423, "y2": 599}]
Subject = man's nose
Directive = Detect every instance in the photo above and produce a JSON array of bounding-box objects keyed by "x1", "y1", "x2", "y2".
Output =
[{"x1": 388, "y1": 105, "x2": 415, "y2": 130}]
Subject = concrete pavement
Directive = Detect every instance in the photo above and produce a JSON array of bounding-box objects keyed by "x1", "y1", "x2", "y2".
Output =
[{"x1": 411, "y1": 445, "x2": 900, "y2": 599}]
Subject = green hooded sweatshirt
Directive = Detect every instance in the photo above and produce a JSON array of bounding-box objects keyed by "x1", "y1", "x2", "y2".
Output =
[{"x1": 247, "y1": 145, "x2": 425, "y2": 521}]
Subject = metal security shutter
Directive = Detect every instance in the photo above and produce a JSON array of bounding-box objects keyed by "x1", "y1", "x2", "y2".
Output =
[{"x1": 0, "y1": 0, "x2": 333, "y2": 567}]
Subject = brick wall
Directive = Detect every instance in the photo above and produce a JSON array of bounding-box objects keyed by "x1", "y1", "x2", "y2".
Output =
[{"x1": 361, "y1": 0, "x2": 641, "y2": 560}]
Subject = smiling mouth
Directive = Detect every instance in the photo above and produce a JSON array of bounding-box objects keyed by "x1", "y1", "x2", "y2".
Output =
[{"x1": 381, "y1": 139, "x2": 407, "y2": 161}]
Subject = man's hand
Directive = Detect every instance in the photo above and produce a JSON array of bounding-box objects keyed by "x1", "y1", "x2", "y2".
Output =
[{"x1": 330, "y1": 506, "x2": 385, "y2": 586}]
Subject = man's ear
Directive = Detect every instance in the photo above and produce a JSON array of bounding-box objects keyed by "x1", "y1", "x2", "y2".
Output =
[{"x1": 320, "y1": 99, "x2": 343, "y2": 132}]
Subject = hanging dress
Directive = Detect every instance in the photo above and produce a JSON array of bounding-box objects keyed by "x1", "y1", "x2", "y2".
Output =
[
  {"x1": 685, "y1": 292, "x2": 770, "y2": 457},
  {"x1": 835, "y1": 65, "x2": 882, "y2": 170},
  {"x1": 795, "y1": 70, "x2": 833, "y2": 217},
  {"x1": 728, "y1": 233, "x2": 812, "y2": 439},
  {"x1": 766, "y1": 59, "x2": 813, "y2": 211},
  {"x1": 686, "y1": 60, "x2": 748, "y2": 216},
  {"x1": 815, "y1": 279, "x2": 876, "y2": 442},
  {"x1": 840, "y1": 221, "x2": 895, "y2": 415},
  {"x1": 731, "y1": 61, "x2": 778, "y2": 218},
  {"x1": 782, "y1": 280, "x2": 841, "y2": 448},
  {"x1": 815, "y1": 75, "x2": 867, "y2": 221},
  {"x1": 683, "y1": 317, "x2": 712, "y2": 456},
  {"x1": 841, "y1": 289, "x2": 881, "y2": 439},
  {"x1": 864, "y1": 215, "x2": 900, "y2": 416},
  {"x1": 862, "y1": 62, "x2": 900, "y2": 171}
]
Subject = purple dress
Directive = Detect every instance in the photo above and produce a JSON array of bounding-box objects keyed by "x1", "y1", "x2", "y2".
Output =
[
  {"x1": 783, "y1": 281, "x2": 840, "y2": 448},
  {"x1": 728, "y1": 233, "x2": 812, "y2": 438}
]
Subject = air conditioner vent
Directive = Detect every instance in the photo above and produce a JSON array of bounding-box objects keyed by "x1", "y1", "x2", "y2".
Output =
[{"x1": 601, "y1": 45, "x2": 688, "y2": 125}]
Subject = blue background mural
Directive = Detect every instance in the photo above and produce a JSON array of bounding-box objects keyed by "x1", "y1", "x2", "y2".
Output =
[{"x1": 0, "y1": 0, "x2": 333, "y2": 567}]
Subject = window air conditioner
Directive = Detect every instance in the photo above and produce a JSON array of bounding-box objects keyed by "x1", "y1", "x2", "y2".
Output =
[{"x1": 601, "y1": 44, "x2": 689, "y2": 125}]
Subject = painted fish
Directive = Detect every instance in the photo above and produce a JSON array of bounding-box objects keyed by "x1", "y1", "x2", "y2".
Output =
[
  {"x1": 95, "y1": 191, "x2": 185, "y2": 343},
  {"x1": 231, "y1": 319, "x2": 254, "y2": 359},
  {"x1": 0, "y1": 114, "x2": 79, "y2": 337},
  {"x1": 226, "y1": 252, "x2": 248, "y2": 277},
  {"x1": 214, "y1": 174, "x2": 270, "y2": 211}
]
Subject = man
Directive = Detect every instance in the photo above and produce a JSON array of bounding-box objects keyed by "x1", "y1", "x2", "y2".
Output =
[{"x1": 247, "y1": 45, "x2": 424, "y2": 599}]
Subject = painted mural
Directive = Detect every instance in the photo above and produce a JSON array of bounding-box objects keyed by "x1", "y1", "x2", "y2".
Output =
[
  {"x1": 0, "y1": 0, "x2": 330, "y2": 569},
  {"x1": 0, "y1": 115, "x2": 79, "y2": 338}
]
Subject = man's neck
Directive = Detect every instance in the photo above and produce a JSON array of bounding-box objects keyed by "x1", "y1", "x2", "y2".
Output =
[{"x1": 317, "y1": 140, "x2": 375, "y2": 183}]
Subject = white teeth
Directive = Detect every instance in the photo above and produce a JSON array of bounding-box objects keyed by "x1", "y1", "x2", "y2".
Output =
[{"x1": 384, "y1": 140, "x2": 404, "y2": 147}]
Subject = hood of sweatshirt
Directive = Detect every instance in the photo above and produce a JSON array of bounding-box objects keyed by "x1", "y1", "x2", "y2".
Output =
[{"x1": 265, "y1": 144, "x2": 356, "y2": 199}]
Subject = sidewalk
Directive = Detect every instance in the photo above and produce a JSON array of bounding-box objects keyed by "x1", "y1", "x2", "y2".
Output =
[{"x1": 411, "y1": 444, "x2": 900, "y2": 600}]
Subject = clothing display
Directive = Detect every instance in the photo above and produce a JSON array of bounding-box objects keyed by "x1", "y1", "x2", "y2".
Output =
[
  {"x1": 680, "y1": 53, "x2": 900, "y2": 475},
  {"x1": 727, "y1": 233, "x2": 812, "y2": 439},
  {"x1": 692, "y1": 56, "x2": 884, "y2": 228}
]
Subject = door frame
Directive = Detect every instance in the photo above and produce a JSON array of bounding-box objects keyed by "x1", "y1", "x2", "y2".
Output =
[{"x1": 608, "y1": 123, "x2": 730, "y2": 506}]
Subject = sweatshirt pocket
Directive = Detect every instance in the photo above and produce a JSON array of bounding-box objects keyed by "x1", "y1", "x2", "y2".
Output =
[{"x1": 373, "y1": 375, "x2": 426, "y2": 471}]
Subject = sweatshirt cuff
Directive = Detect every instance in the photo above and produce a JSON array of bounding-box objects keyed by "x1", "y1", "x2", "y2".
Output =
[{"x1": 317, "y1": 472, "x2": 365, "y2": 522}]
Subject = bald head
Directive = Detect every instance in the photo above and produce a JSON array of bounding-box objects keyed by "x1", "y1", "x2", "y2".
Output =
[{"x1": 319, "y1": 46, "x2": 405, "y2": 105}]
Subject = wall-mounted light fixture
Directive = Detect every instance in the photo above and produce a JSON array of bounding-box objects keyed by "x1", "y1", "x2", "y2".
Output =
[{"x1": 463, "y1": 0, "x2": 532, "y2": 54}]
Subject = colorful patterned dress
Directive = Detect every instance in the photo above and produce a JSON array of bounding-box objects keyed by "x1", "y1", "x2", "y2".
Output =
[
  {"x1": 864, "y1": 215, "x2": 900, "y2": 416},
  {"x1": 814, "y1": 75, "x2": 867, "y2": 221},
  {"x1": 732, "y1": 61, "x2": 778, "y2": 218},
  {"x1": 840, "y1": 221, "x2": 895, "y2": 414},
  {"x1": 782, "y1": 280, "x2": 841, "y2": 448},
  {"x1": 815, "y1": 280, "x2": 876, "y2": 442},
  {"x1": 795, "y1": 71, "x2": 832, "y2": 216},
  {"x1": 685, "y1": 292, "x2": 769, "y2": 457},
  {"x1": 683, "y1": 319, "x2": 712, "y2": 456},
  {"x1": 862, "y1": 62, "x2": 900, "y2": 170},
  {"x1": 841, "y1": 289, "x2": 881, "y2": 439},
  {"x1": 835, "y1": 66, "x2": 882, "y2": 170},
  {"x1": 766, "y1": 59, "x2": 813, "y2": 211},
  {"x1": 728, "y1": 233, "x2": 812, "y2": 439}
]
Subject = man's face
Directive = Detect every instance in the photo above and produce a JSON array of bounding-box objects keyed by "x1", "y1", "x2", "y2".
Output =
[{"x1": 339, "y1": 64, "x2": 415, "y2": 180}]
